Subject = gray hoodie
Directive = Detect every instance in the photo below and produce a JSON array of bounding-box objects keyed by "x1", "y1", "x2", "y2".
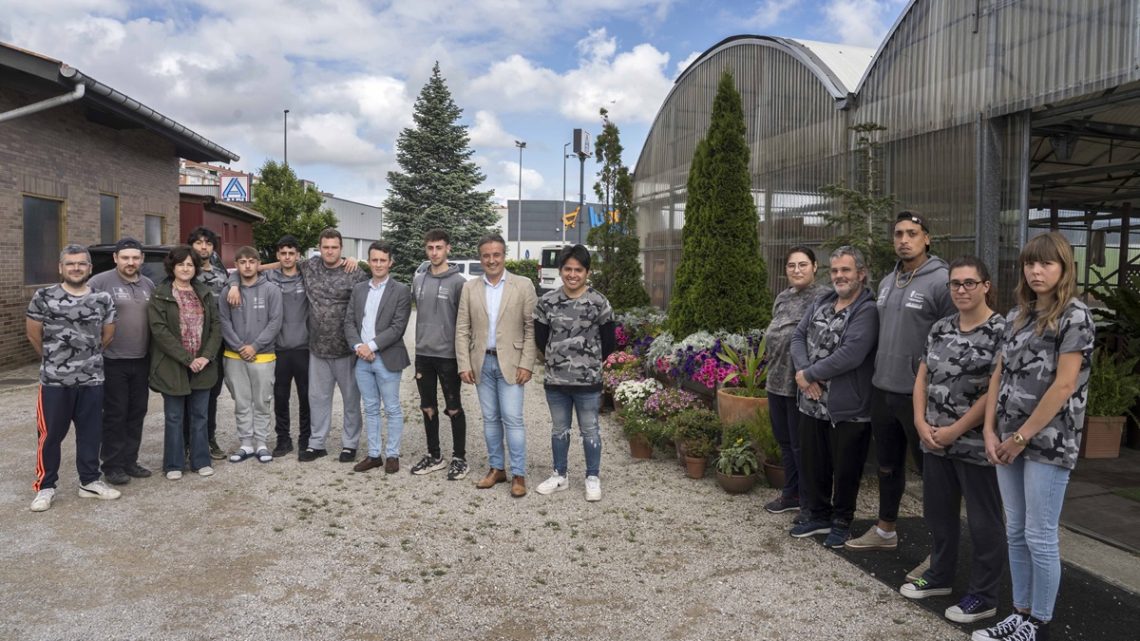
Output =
[
  {"x1": 266, "y1": 268, "x2": 309, "y2": 350},
  {"x1": 413, "y1": 265, "x2": 466, "y2": 358},
  {"x1": 872, "y1": 255, "x2": 954, "y2": 394},
  {"x1": 218, "y1": 274, "x2": 283, "y2": 355}
]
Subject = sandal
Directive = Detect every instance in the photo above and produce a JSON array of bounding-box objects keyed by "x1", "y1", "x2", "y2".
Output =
[
  {"x1": 256, "y1": 448, "x2": 273, "y2": 463},
  {"x1": 228, "y1": 448, "x2": 255, "y2": 463}
]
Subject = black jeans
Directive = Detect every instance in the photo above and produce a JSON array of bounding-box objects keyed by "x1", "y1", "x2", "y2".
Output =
[
  {"x1": 872, "y1": 388, "x2": 924, "y2": 523},
  {"x1": 273, "y1": 348, "x2": 311, "y2": 448},
  {"x1": 768, "y1": 392, "x2": 801, "y2": 500},
  {"x1": 100, "y1": 357, "x2": 150, "y2": 472},
  {"x1": 922, "y1": 453, "x2": 1006, "y2": 605},
  {"x1": 414, "y1": 355, "x2": 466, "y2": 460},
  {"x1": 799, "y1": 413, "x2": 872, "y2": 526}
]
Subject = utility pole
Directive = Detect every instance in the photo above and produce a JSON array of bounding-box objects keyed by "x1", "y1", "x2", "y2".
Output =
[
  {"x1": 515, "y1": 140, "x2": 526, "y2": 258},
  {"x1": 283, "y1": 109, "x2": 290, "y2": 166},
  {"x1": 574, "y1": 129, "x2": 590, "y2": 245},
  {"x1": 562, "y1": 141, "x2": 570, "y2": 246}
]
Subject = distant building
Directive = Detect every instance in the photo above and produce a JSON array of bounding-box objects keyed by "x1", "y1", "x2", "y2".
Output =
[
  {"x1": 178, "y1": 190, "x2": 264, "y2": 266},
  {"x1": 320, "y1": 192, "x2": 383, "y2": 260},
  {"x1": 0, "y1": 41, "x2": 236, "y2": 366},
  {"x1": 503, "y1": 199, "x2": 607, "y2": 261}
]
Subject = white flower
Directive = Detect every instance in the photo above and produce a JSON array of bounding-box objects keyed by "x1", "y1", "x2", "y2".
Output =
[{"x1": 614, "y1": 378, "x2": 663, "y2": 407}]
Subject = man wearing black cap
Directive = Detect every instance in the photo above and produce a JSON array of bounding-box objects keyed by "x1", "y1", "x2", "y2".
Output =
[
  {"x1": 847, "y1": 211, "x2": 953, "y2": 564},
  {"x1": 89, "y1": 237, "x2": 156, "y2": 484}
]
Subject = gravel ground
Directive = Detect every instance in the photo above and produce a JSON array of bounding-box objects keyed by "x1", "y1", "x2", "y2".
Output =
[{"x1": 0, "y1": 320, "x2": 962, "y2": 641}]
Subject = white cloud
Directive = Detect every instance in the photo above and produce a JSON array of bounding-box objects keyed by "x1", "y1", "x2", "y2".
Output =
[
  {"x1": 823, "y1": 0, "x2": 906, "y2": 47},
  {"x1": 746, "y1": 0, "x2": 797, "y2": 29},
  {"x1": 674, "y1": 50, "x2": 702, "y2": 79},
  {"x1": 288, "y1": 113, "x2": 387, "y2": 166},
  {"x1": 468, "y1": 111, "x2": 518, "y2": 150}
]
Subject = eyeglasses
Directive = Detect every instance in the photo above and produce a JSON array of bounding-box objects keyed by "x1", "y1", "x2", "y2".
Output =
[
  {"x1": 947, "y1": 280, "x2": 983, "y2": 291},
  {"x1": 786, "y1": 262, "x2": 812, "y2": 272}
]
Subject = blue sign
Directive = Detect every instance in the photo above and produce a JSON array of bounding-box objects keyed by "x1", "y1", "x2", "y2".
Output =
[
  {"x1": 222, "y1": 177, "x2": 248, "y2": 201},
  {"x1": 588, "y1": 205, "x2": 604, "y2": 227}
]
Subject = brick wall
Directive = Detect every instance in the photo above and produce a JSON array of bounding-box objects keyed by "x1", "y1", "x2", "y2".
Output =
[{"x1": 0, "y1": 86, "x2": 180, "y2": 368}]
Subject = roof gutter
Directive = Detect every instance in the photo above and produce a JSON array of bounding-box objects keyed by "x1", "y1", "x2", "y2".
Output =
[
  {"x1": 0, "y1": 82, "x2": 85, "y2": 124},
  {"x1": 58, "y1": 64, "x2": 240, "y2": 162}
]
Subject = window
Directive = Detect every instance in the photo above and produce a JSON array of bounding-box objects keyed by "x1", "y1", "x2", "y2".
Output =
[
  {"x1": 144, "y1": 215, "x2": 164, "y2": 245},
  {"x1": 99, "y1": 194, "x2": 118, "y2": 244},
  {"x1": 23, "y1": 196, "x2": 63, "y2": 285}
]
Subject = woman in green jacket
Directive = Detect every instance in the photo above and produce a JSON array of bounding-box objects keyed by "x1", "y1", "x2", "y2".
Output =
[{"x1": 148, "y1": 245, "x2": 222, "y2": 480}]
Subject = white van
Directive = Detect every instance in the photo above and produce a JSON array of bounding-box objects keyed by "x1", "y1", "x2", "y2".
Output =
[{"x1": 414, "y1": 259, "x2": 484, "y2": 282}]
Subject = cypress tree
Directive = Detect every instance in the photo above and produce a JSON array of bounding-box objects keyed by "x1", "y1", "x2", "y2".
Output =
[
  {"x1": 667, "y1": 70, "x2": 771, "y2": 336},
  {"x1": 384, "y1": 62, "x2": 498, "y2": 283},
  {"x1": 587, "y1": 108, "x2": 649, "y2": 310}
]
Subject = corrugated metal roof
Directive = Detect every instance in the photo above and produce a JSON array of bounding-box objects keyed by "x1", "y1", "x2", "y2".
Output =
[{"x1": 784, "y1": 39, "x2": 876, "y2": 95}]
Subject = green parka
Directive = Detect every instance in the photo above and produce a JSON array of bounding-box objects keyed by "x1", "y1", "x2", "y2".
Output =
[{"x1": 147, "y1": 280, "x2": 222, "y2": 395}]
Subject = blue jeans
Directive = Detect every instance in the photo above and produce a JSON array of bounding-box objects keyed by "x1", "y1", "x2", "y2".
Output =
[
  {"x1": 163, "y1": 389, "x2": 210, "y2": 472},
  {"x1": 996, "y1": 457, "x2": 1072, "y2": 622},
  {"x1": 769, "y1": 392, "x2": 801, "y2": 499},
  {"x1": 476, "y1": 354, "x2": 526, "y2": 477},
  {"x1": 354, "y1": 358, "x2": 404, "y2": 459},
  {"x1": 545, "y1": 387, "x2": 601, "y2": 478}
]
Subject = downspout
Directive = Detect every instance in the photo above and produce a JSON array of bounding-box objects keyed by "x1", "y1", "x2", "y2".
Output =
[{"x1": 0, "y1": 82, "x2": 85, "y2": 124}]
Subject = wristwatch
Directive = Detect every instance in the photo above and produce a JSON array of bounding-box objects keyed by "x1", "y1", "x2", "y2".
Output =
[{"x1": 1012, "y1": 432, "x2": 1027, "y2": 447}]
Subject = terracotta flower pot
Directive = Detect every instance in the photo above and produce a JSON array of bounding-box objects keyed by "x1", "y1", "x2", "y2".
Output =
[
  {"x1": 628, "y1": 434, "x2": 653, "y2": 459},
  {"x1": 715, "y1": 470, "x2": 756, "y2": 494},
  {"x1": 676, "y1": 441, "x2": 688, "y2": 468},
  {"x1": 716, "y1": 388, "x2": 769, "y2": 426},
  {"x1": 762, "y1": 461, "x2": 786, "y2": 489},
  {"x1": 684, "y1": 455, "x2": 707, "y2": 479}
]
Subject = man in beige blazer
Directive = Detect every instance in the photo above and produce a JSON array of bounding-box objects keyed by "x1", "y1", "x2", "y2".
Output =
[{"x1": 456, "y1": 233, "x2": 537, "y2": 497}]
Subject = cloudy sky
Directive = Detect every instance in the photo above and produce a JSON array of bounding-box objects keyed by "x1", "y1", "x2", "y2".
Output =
[{"x1": 2, "y1": 1, "x2": 907, "y2": 207}]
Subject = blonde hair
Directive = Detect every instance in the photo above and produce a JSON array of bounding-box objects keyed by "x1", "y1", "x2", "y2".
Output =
[{"x1": 1014, "y1": 231, "x2": 1077, "y2": 335}]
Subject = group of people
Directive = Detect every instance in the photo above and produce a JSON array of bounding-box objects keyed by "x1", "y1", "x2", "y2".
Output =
[
  {"x1": 762, "y1": 213, "x2": 1093, "y2": 641},
  {"x1": 27, "y1": 226, "x2": 616, "y2": 511},
  {"x1": 25, "y1": 212, "x2": 1092, "y2": 641}
]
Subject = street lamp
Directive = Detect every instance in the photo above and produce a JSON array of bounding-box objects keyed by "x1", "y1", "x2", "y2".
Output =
[
  {"x1": 283, "y1": 109, "x2": 290, "y2": 167},
  {"x1": 515, "y1": 140, "x2": 526, "y2": 258},
  {"x1": 562, "y1": 141, "x2": 571, "y2": 246}
]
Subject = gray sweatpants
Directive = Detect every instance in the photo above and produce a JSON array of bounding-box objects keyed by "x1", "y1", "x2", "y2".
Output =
[
  {"x1": 224, "y1": 357, "x2": 276, "y2": 450},
  {"x1": 308, "y1": 353, "x2": 362, "y2": 451}
]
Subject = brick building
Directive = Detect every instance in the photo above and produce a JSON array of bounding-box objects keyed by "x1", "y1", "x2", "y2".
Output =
[
  {"x1": 0, "y1": 42, "x2": 237, "y2": 366},
  {"x1": 179, "y1": 190, "x2": 264, "y2": 266}
]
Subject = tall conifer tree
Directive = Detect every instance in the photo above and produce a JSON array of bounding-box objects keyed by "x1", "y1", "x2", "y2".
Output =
[
  {"x1": 667, "y1": 71, "x2": 771, "y2": 336},
  {"x1": 384, "y1": 62, "x2": 498, "y2": 282},
  {"x1": 587, "y1": 108, "x2": 649, "y2": 310}
]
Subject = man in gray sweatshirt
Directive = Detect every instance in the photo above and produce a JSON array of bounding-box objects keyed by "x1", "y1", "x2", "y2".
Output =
[
  {"x1": 409, "y1": 229, "x2": 469, "y2": 480},
  {"x1": 847, "y1": 211, "x2": 954, "y2": 555},
  {"x1": 267, "y1": 235, "x2": 311, "y2": 457},
  {"x1": 219, "y1": 246, "x2": 283, "y2": 463}
]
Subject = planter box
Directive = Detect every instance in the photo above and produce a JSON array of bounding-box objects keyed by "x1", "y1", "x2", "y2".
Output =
[{"x1": 1081, "y1": 415, "x2": 1125, "y2": 459}]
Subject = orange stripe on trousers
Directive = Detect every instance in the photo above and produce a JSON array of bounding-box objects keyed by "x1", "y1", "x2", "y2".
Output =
[{"x1": 33, "y1": 385, "x2": 47, "y2": 492}]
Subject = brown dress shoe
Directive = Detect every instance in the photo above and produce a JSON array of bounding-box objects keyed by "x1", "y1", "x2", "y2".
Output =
[
  {"x1": 352, "y1": 456, "x2": 383, "y2": 473},
  {"x1": 510, "y1": 475, "x2": 527, "y2": 498},
  {"x1": 475, "y1": 468, "x2": 507, "y2": 489},
  {"x1": 384, "y1": 457, "x2": 399, "y2": 474}
]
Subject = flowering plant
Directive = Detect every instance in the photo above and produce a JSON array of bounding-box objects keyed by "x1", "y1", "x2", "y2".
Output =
[
  {"x1": 642, "y1": 386, "x2": 701, "y2": 419},
  {"x1": 718, "y1": 335, "x2": 768, "y2": 396},
  {"x1": 649, "y1": 330, "x2": 765, "y2": 389},
  {"x1": 603, "y1": 351, "x2": 643, "y2": 392},
  {"x1": 716, "y1": 437, "x2": 760, "y2": 475},
  {"x1": 614, "y1": 378, "x2": 663, "y2": 411},
  {"x1": 604, "y1": 351, "x2": 639, "y2": 368}
]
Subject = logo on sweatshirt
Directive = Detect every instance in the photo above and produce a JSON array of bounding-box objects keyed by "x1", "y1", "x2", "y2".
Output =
[{"x1": 905, "y1": 290, "x2": 925, "y2": 310}]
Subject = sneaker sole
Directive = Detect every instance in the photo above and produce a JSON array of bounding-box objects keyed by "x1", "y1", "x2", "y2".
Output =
[
  {"x1": 30, "y1": 500, "x2": 53, "y2": 512},
  {"x1": 845, "y1": 540, "x2": 898, "y2": 551},
  {"x1": 447, "y1": 470, "x2": 469, "y2": 481},
  {"x1": 77, "y1": 488, "x2": 120, "y2": 500},
  {"x1": 946, "y1": 607, "x2": 997, "y2": 624},
  {"x1": 824, "y1": 539, "x2": 849, "y2": 549},
  {"x1": 585, "y1": 492, "x2": 601, "y2": 502},
  {"x1": 765, "y1": 504, "x2": 800, "y2": 514},
  {"x1": 790, "y1": 527, "x2": 831, "y2": 538},
  {"x1": 411, "y1": 463, "x2": 448, "y2": 475},
  {"x1": 900, "y1": 585, "x2": 953, "y2": 599}
]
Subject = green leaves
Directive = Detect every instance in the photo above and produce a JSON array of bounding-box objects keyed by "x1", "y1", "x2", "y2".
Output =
[{"x1": 252, "y1": 160, "x2": 338, "y2": 260}]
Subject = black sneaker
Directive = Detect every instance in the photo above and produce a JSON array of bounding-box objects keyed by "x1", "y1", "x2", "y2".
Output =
[
  {"x1": 104, "y1": 469, "x2": 130, "y2": 485},
  {"x1": 764, "y1": 494, "x2": 800, "y2": 514},
  {"x1": 338, "y1": 448, "x2": 357, "y2": 463},
  {"x1": 900, "y1": 577, "x2": 953, "y2": 599},
  {"x1": 272, "y1": 440, "x2": 294, "y2": 457},
  {"x1": 208, "y1": 439, "x2": 226, "y2": 461},
  {"x1": 410, "y1": 455, "x2": 447, "y2": 475},
  {"x1": 298, "y1": 447, "x2": 328, "y2": 462},
  {"x1": 823, "y1": 524, "x2": 850, "y2": 548},
  {"x1": 789, "y1": 518, "x2": 831, "y2": 538},
  {"x1": 972, "y1": 612, "x2": 1027, "y2": 641},
  {"x1": 124, "y1": 463, "x2": 152, "y2": 478},
  {"x1": 446, "y1": 458, "x2": 469, "y2": 481}
]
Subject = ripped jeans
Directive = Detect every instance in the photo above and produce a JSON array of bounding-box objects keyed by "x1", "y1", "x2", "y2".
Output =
[{"x1": 545, "y1": 387, "x2": 602, "y2": 478}]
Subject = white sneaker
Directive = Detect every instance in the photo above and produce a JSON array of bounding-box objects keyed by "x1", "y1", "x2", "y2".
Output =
[
  {"x1": 198, "y1": 466, "x2": 215, "y2": 477},
  {"x1": 78, "y1": 480, "x2": 121, "y2": 500},
  {"x1": 585, "y1": 475, "x2": 602, "y2": 502},
  {"x1": 535, "y1": 474, "x2": 568, "y2": 495},
  {"x1": 30, "y1": 488, "x2": 55, "y2": 512},
  {"x1": 166, "y1": 470, "x2": 182, "y2": 480}
]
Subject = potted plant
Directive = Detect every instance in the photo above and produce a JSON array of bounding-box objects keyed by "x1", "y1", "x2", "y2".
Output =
[
  {"x1": 716, "y1": 335, "x2": 769, "y2": 426},
  {"x1": 603, "y1": 351, "x2": 642, "y2": 411},
  {"x1": 1082, "y1": 348, "x2": 1140, "y2": 459},
  {"x1": 613, "y1": 378, "x2": 661, "y2": 415},
  {"x1": 715, "y1": 437, "x2": 759, "y2": 493},
  {"x1": 619, "y1": 407, "x2": 655, "y2": 459},
  {"x1": 744, "y1": 405, "x2": 783, "y2": 488},
  {"x1": 668, "y1": 408, "x2": 722, "y2": 478}
]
